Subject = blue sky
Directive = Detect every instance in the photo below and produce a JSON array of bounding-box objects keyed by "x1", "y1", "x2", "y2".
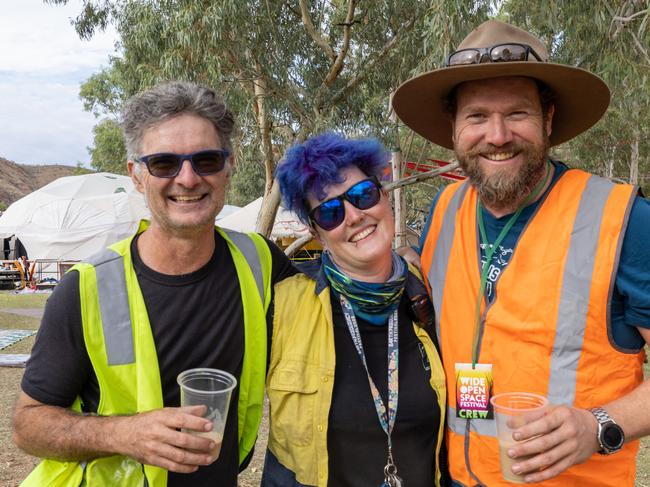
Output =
[{"x1": 0, "y1": 0, "x2": 117, "y2": 166}]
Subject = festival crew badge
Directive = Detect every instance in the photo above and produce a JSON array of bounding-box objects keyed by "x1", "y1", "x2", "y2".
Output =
[{"x1": 455, "y1": 363, "x2": 493, "y2": 419}]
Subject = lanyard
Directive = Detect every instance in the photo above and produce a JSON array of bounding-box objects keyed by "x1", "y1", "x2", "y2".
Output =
[
  {"x1": 470, "y1": 161, "x2": 552, "y2": 367},
  {"x1": 339, "y1": 294, "x2": 401, "y2": 483}
]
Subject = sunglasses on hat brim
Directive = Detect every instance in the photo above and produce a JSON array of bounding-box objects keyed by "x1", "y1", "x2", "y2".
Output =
[{"x1": 446, "y1": 43, "x2": 543, "y2": 67}]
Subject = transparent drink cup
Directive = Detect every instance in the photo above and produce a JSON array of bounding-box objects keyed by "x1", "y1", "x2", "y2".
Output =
[
  {"x1": 490, "y1": 392, "x2": 548, "y2": 484},
  {"x1": 177, "y1": 368, "x2": 237, "y2": 460}
]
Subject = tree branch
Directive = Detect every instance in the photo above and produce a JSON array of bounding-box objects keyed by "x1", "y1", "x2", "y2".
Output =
[
  {"x1": 630, "y1": 30, "x2": 650, "y2": 64},
  {"x1": 328, "y1": 14, "x2": 419, "y2": 107},
  {"x1": 613, "y1": 9, "x2": 648, "y2": 23},
  {"x1": 299, "y1": 0, "x2": 335, "y2": 60},
  {"x1": 384, "y1": 162, "x2": 461, "y2": 191},
  {"x1": 284, "y1": 234, "x2": 314, "y2": 257},
  {"x1": 323, "y1": 0, "x2": 356, "y2": 87}
]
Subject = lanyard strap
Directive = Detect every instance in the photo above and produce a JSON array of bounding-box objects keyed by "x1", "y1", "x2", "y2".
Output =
[
  {"x1": 340, "y1": 294, "x2": 399, "y2": 447},
  {"x1": 471, "y1": 161, "x2": 552, "y2": 367}
]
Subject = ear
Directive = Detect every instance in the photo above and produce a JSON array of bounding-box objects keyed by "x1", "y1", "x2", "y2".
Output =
[
  {"x1": 545, "y1": 104, "x2": 555, "y2": 137},
  {"x1": 127, "y1": 160, "x2": 144, "y2": 193},
  {"x1": 309, "y1": 225, "x2": 326, "y2": 249}
]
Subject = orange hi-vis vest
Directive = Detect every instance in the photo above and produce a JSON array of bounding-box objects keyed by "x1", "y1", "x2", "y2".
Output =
[{"x1": 420, "y1": 168, "x2": 644, "y2": 487}]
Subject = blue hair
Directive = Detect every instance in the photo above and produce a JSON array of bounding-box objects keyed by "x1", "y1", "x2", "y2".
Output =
[{"x1": 276, "y1": 132, "x2": 388, "y2": 224}]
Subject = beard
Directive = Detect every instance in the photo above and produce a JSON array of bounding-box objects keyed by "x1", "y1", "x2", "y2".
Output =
[{"x1": 456, "y1": 134, "x2": 550, "y2": 212}]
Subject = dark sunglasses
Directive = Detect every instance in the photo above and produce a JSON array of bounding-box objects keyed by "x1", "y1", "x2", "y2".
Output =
[
  {"x1": 309, "y1": 176, "x2": 382, "y2": 231},
  {"x1": 136, "y1": 149, "x2": 230, "y2": 178},
  {"x1": 446, "y1": 43, "x2": 543, "y2": 67}
]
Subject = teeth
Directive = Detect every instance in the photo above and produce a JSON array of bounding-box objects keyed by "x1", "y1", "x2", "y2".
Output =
[
  {"x1": 484, "y1": 152, "x2": 514, "y2": 161},
  {"x1": 172, "y1": 195, "x2": 203, "y2": 202},
  {"x1": 350, "y1": 226, "x2": 375, "y2": 242}
]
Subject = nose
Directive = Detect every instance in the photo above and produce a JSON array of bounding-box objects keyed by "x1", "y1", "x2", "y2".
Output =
[
  {"x1": 174, "y1": 159, "x2": 201, "y2": 186},
  {"x1": 343, "y1": 200, "x2": 364, "y2": 226},
  {"x1": 484, "y1": 114, "x2": 513, "y2": 147}
]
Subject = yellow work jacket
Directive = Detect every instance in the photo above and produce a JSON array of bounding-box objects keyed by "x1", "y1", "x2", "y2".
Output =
[
  {"x1": 267, "y1": 269, "x2": 447, "y2": 487},
  {"x1": 420, "y1": 169, "x2": 643, "y2": 487},
  {"x1": 21, "y1": 222, "x2": 272, "y2": 487}
]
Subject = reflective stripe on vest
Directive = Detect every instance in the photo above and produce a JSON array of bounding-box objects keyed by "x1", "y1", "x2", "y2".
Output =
[
  {"x1": 222, "y1": 229, "x2": 265, "y2": 304},
  {"x1": 429, "y1": 183, "x2": 469, "y2": 341},
  {"x1": 89, "y1": 234, "x2": 266, "y2": 366},
  {"x1": 430, "y1": 175, "x2": 617, "y2": 406}
]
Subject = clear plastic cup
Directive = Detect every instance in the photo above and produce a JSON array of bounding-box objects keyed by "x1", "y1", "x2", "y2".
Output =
[
  {"x1": 490, "y1": 392, "x2": 548, "y2": 484},
  {"x1": 177, "y1": 368, "x2": 237, "y2": 459}
]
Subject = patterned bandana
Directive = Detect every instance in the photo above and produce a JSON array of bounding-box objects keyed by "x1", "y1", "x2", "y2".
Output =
[{"x1": 322, "y1": 250, "x2": 408, "y2": 326}]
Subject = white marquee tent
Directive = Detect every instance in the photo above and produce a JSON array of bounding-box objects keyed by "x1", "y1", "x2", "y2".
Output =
[
  {"x1": 0, "y1": 172, "x2": 149, "y2": 261},
  {"x1": 218, "y1": 197, "x2": 310, "y2": 240}
]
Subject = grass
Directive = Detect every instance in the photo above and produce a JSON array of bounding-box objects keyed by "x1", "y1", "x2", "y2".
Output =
[{"x1": 0, "y1": 292, "x2": 49, "y2": 310}]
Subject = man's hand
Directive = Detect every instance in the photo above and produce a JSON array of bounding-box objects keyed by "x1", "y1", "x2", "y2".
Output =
[
  {"x1": 13, "y1": 392, "x2": 218, "y2": 474},
  {"x1": 506, "y1": 406, "x2": 599, "y2": 483},
  {"x1": 114, "y1": 405, "x2": 217, "y2": 473}
]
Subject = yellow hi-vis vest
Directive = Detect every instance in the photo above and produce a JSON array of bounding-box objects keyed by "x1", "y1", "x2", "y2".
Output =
[
  {"x1": 21, "y1": 222, "x2": 272, "y2": 487},
  {"x1": 420, "y1": 170, "x2": 643, "y2": 487},
  {"x1": 267, "y1": 270, "x2": 447, "y2": 487}
]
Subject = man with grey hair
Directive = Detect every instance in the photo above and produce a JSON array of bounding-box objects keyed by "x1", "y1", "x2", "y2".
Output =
[{"x1": 13, "y1": 81, "x2": 295, "y2": 487}]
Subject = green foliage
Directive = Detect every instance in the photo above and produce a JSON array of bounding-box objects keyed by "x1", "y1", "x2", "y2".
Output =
[
  {"x1": 54, "y1": 0, "x2": 649, "y2": 227},
  {"x1": 87, "y1": 118, "x2": 128, "y2": 175},
  {"x1": 503, "y1": 0, "x2": 650, "y2": 193},
  {"x1": 0, "y1": 201, "x2": 7, "y2": 212},
  {"x1": 60, "y1": 0, "x2": 480, "y2": 208}
]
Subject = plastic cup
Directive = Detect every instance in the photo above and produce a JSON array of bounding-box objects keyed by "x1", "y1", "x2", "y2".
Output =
[
  {"x1": 177, "y1": 368, "x2": 237, "y2": 459},
  {"x1": 490, "y1": 392, "x2": 548, "y2": 484}
]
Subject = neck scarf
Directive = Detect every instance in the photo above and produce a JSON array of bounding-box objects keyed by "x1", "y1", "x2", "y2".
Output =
[{"x1": 322, "y1": 250, "x2": 407, "y2": 326}]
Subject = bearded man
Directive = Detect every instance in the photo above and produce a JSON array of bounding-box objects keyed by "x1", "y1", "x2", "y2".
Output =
[{"x1": 393, "y1": 19, "x2": 650, "y2": 487}]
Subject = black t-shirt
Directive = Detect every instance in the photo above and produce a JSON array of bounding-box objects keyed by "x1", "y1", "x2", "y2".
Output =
[
  {"x1": 327, "y1": 293, "x2": 441, "y2": 487},
  {"x1": 22, "y1": 230, "x2": 296, "y2": 487}
]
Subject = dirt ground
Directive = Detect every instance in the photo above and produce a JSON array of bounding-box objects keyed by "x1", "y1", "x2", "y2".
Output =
[{"x1": 2, "y1": 290, "x2": 650, "y2": 487}]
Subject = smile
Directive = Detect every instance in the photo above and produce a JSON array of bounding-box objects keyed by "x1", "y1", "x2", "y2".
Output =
[
  {"x1": 350, "y1": 225, "x2": 376, "y2": 242},
  {"x1": 169, "y1": 194, "x2": 206, "y2": 203},
  {"x1": 481, "y1": 151, "x2": 516, "y2": 161}
]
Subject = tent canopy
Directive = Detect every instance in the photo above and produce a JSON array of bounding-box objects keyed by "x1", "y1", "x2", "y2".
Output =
[
  {"x1": 0, "y1": 172, "x2": 149, "y2": 260},
  {"x1": 218, "y1": 197, "x2": 309, "y2": 240}
]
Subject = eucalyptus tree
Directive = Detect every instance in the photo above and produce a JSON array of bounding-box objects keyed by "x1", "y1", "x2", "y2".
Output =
[
  {"x1": 502, "y1": 0, "x2": 650, "y2": 193},
  {"x1": 47, "y1": 0, "x2": 483, "y2": 236}
]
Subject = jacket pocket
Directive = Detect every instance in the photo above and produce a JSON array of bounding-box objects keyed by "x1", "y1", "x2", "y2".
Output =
[{"x1": 268, "y1": 360, "x2": 319, "y2": 447}]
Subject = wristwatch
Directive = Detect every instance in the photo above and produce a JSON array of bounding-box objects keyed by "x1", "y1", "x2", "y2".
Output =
[{"x1": 590, "y1": 407, "x2": 625, "y2": 455}]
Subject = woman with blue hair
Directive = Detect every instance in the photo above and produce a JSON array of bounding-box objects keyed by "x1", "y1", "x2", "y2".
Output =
[{"x1": 263, "y1": 132, "x2": 447, "y2": 487}]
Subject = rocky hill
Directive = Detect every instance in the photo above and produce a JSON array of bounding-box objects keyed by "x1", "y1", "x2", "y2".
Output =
[{"x1": 0, "y1": 157, "x2": 85, "y2": 210}]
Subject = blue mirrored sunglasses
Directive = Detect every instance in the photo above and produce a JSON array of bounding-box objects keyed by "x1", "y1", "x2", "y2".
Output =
[
  {"x1": 309, "y1": 176, "x2": 382, "y2": 231},
  {"x1": 136, "y1": 149, "x2": 230, "y2": 178}
]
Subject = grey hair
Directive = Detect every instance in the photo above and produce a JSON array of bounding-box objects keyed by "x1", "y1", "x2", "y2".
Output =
[{"x1": 121, "y1": 81, "x2": 235, "y2": 159}]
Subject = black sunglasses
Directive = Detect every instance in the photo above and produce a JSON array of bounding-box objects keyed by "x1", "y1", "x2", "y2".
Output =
[
  {"x1": 136, "y1": 149, "x2": 230, "y2": 178},
  {"x1": 309, "y1": 177, "x2": 382, "y2": 231},
  {"x1": 446, "y1": 43, "x2": 544, "y2": 67}
]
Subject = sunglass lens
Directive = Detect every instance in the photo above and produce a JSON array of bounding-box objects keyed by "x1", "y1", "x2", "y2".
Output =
[
  {"x1": 192, "y1": 151, "x2": 227, "y2": 175},
  {"x1": 313, "y1": 200, "x2": 344, "y2": 231},
  {"x1": 146, "y1": 155, "x2": 181, "y2": 178},
  {"x1": 491, "y1": 44, "x2": 528, "y2": 62},
  {"x1": 347, "y1": 179, "x2": 380, "y2": 210},
  {"x1": 448, "y1": 49, "x2": 481, "y2": 66}
]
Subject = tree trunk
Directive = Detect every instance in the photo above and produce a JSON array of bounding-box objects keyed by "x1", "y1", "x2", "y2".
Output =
[
  {"x1": 256, "y1": 178, "x2": 281, "y2": 236},
  {"x1": 391, "y1": 148, "x2": 407, "y2": 248},
  {"x1": 629, "y1": 132, "x2": 639, "y2": 185},
  {"x1": 252, "y1": 65, "x2": 281, "y2": 237}
]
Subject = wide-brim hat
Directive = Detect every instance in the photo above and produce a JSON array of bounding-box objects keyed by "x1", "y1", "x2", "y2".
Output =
[{"x1": 392, "y1": 19, "x2": 610, "y2": 149}]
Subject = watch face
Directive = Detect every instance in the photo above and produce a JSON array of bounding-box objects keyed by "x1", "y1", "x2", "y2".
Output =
[{"x1": 602, "y1": 423, "x2": 624, "y2": 450}]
